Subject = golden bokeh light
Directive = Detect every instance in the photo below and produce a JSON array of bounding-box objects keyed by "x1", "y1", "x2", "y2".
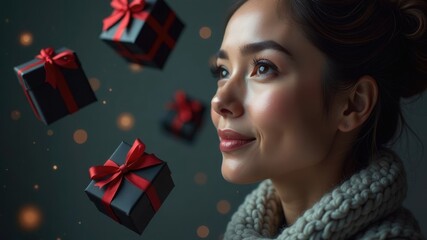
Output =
[
  {"x1": 217, "y1": 200, "x2": 231, "y2": 215},
  {"x1": 19, "y1": 32, "x2": 33, "y2": 46},
  {"x1": 11, "y1": 110, "x2": 21, "y2": 120},
  {"x1": 197, "y1": 225, "x2": 210, "y2": 238},
  {"x1": 33, "y1": 184, "x2": 39, "y2": 190},
  {"x1": 73, "y1": 129, "x2": 88, "y2": 144},
  {"x1": 199, "y1": 26, "x2": 212, "y2": 39},
  {"x1": 129, "y1": 63, "x2": 143, "y2": 73},
  {"x1": 194, "y1": 172, "x2": 207, "y2": 185},
  {"x1": 88, "y1": 77, "x2": 101, "y2": 91},
  {"x1": 117, "y1": 112, "x2": 135, "y2": 131},
  {"x1": 18, "y1": 205, "x2": 42, "y2": 231},
  {"x1": 52, "y1": 165, "x2": 58, "y2": 171},
  {"x1": 47, "y1": 129, "x2": 54, "y2": 136}
]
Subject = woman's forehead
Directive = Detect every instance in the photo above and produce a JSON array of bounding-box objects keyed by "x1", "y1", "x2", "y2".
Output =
[
  {"x1": 220, "y1": 0, "x2": 318, "y2": 66},
  {"x1": 223, "y1": 1, "x2": 294, "y2": 47}
]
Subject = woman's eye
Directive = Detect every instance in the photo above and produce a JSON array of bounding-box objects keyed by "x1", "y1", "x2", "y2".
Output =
[
  {"x1": 220, "y1": 67, "x2": 229, "y2": 78},
  {"x1": 250, "y1": 59, "x2": 278, "y2": 78},
  {"x1": 257, "y1": 64, "x2": 270, "y2": 75},
  {"x1": 210, "y1": 64, "x2": 230, "y2": 80}
]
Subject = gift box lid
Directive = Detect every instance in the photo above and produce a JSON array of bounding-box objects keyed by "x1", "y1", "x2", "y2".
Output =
[{"x1": 14, "y1": 47, "x2": 79, "y2": 91}]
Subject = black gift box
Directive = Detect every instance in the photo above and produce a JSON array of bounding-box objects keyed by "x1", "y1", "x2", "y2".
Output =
[
  {"x1": 85, "y1": 141, "x2": 174, "y2": 235},
  {"x1": 100, "y1": 0, "x2": 185, "y2": 69},
  {"x1": 14, "y1": 47, "x2": 97, "y2": 125},
  {"x1": 162, "y1": 91, "x2": 205, "y2": 141}
]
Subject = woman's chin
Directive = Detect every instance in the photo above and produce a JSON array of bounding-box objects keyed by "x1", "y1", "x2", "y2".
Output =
[{"x1": 221, "y1": 159, "x2": 260, "y2": 184}]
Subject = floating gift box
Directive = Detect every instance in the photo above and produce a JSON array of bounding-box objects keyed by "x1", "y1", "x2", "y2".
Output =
[
  {"x1": 100, "y1": 0, "x2": 185, "y2": 69},
  {"x1": 14, "y1": 47, "x2": 97, "y2": 125},
  {"x1": 85, "y1": 139, "x2": 174, "y2": 235},
  {"x1": 162, "y1": 90, "x2": 205, "y2": 141}
]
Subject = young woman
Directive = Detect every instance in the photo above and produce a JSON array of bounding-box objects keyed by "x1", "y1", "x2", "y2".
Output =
[{"x1": 210, "y1": 0, "x2": 427, "y2": 239}]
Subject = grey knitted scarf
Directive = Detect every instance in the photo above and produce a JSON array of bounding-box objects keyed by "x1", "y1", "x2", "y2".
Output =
[{"x1": 224, "y1": 149, "x2": 424, "y2": 240}]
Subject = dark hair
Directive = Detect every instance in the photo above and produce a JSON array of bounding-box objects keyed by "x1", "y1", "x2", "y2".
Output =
[{"x1": 225, "y1": 0, "x2": 427, "y2": 167}]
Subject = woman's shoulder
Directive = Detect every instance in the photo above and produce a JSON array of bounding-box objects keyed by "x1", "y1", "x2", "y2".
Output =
[{"x1": 353, "y1": 207, "x2": 425, "y2": 240}]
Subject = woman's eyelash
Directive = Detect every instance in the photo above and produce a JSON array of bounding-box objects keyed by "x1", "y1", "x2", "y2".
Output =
[
  {"x1": 210, "y1": 63, "x2": 229, "y2": 79},
  {"x1": 210, "y1": 63, "x2": 222, "y2": 78},
  {"x1": 251, "y1": 57, "x2": 278, "y2": 72}
]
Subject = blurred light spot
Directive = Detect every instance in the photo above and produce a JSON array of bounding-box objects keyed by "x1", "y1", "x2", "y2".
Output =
[
  {"x1": 19, "y1": 32, "x2": 33, "y2": 46},
  {"x1": 78, "y1": 221, "x2": 82, "y2": 225},
  {"x1": 18, "y1": 205, "x2": 42, "y2": 231},
  {"x1": 129, "y1": 63, "x2": 143, "y2": 73},
  {"x1": 197, "y1": 225, "x2": 210, "y2": 238},
  {"x1": 5, "y1": 18, "x2": 9, "y2": 23},
  {"x1": 102, "y1": 100, "x2": 107, "y2": 105},
  {"x1": 52, "y1": 165, "x2": 58, "y2": 171},
  {"x1": 11, "y1": 110, "x2": 21, "y2": 120},
  {"x1": 32, "y1": 141, "x2": 36, "y2": 145},
  {"x1": 57, "y1": 238, "x2": 62, "y2": 240},
  {"x1": 108, "y1": 88, "x2": 113, "y2": 92},
  {"x1": 33, "y1": 184, "x2": 39, "y2": 190},
  {"x1": 199, "y1": 26, "x2": 212, "y2": 39},
  {"x1": 88, "y1": 77, "x2": 101, "y2": 91},
  {"x1": 73, "y1": 129, "x2": 88, "y2": 144},
  {"x1": 194, "y1": 172, "x2": 207, "y2": 185},
  {"x1": 46, "y1": 148, "x2": 50, "y2": 152},
  {"x1": 47, "y1": 129, "x2": 54, "y2": 136},
  {"x1": 217, "y1": 200, "x2": 231, "y2": 215},
  {"x1": 117, "y1": 112, "x2": 135, "y2": 131}
]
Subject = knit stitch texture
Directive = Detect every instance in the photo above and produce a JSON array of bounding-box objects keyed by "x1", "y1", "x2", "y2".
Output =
[{"x1": 224, "y1": 149, "x2": 425, "y2": 240}]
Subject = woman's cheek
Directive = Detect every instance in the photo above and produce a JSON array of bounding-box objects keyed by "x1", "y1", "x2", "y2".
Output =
[{"x1": 247, "y1": 87, "x2": 296, "y2": 130}]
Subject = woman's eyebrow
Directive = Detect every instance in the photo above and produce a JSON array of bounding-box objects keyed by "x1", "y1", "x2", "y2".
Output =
[
  {"x1": 241, "y1": 40, "x2": 293, "y2": 57},
  {"x1": 216, "y1": 50, "x2": 229, "y2": 60},
  {"x1": 214, "y1": 40, "x2": 293, "y2": 61}
]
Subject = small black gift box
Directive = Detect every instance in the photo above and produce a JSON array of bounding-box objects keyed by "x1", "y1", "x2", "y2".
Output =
[
  {"x1": 162, "y1": 90, "x2": 205, "y2": 141},
  {"x1": 100, "y1": 0, "x2": 185, "y2": 69},
  {"x1": 85, "y1": 139, "x2": 174, "y2": 235},
  {"x1": 14, "y1": 47, "x2": 97, "y2": 125}
]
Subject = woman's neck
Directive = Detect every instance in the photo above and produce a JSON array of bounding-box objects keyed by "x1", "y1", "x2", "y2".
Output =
[{"x1": 271, "y1": 135, "x2": 356, "y2": 226}]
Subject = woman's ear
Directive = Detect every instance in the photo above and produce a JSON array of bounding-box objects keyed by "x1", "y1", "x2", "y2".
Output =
[{"x1": 338, "y1": 76, "x2": 378, "y2": 132}]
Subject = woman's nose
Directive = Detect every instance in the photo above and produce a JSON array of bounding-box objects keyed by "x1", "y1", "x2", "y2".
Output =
[{"x1": 211, "y1": 79, "x2": 244, "y2": 118}]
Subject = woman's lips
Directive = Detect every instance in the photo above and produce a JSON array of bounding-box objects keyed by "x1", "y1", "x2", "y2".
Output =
[{"x1": 218, "y1": 129, "x2": 256, "y2": 152}]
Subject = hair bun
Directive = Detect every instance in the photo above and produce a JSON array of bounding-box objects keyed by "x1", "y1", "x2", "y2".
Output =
[
  {"x1": 396, "y1": 0, "x2": 427, "y2": 39},
  {"x1": 393, "y1": 0, "x2": 427, "y2": 98}
]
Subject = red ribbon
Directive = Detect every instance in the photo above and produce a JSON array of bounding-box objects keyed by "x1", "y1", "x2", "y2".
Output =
[
  {"x1": 103, "y1": 0, "x2": 149, "y2": 41},
  {"x1": 16, "y1": 48, "x2": 80, "y2": 120},
  {"x1": 168, "y1": 91, "x2": 202, "y2": 132},
  {"x1": 89, "y1": 139, "x2": 163, "y2": 222}
]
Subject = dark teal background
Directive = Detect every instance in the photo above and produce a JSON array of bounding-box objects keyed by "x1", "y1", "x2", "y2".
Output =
[{"x1": 1, "y1": 1, "x2": 426, "y2": 239}]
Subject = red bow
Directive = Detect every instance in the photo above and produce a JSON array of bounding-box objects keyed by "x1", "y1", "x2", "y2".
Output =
[
  {"x1": 168, "y1": 91, "x2": 202, "y2": 131},
  {"x1": 103, "y1": 0, "x2": 149, "y2": 40},
  {"x1": 36, "y1": 48, "x2": 79, "y2": 89},
  {"x1": 89, "y1": 139, "x2": 162, "y2": 222}
]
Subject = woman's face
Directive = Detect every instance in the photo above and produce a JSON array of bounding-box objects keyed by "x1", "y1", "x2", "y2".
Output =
[{"x1": 211, "y1": 0, "x2": 342, "y2": 184}]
